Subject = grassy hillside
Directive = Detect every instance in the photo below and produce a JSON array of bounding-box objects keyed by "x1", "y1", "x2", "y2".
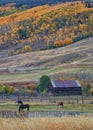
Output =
[
  {"x1": 0, "y1": 1, "x2": 93, "y2": 56},
  {"x1": 0, "y1": 37, "x2": 93, "y2": 84}
]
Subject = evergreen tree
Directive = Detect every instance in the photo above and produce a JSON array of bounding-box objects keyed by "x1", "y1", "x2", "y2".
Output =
[{"x1": 38, "y1": 75, "x2": 50, "y2": 93}]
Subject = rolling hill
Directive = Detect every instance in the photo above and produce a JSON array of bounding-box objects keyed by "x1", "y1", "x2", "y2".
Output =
[
  {"x1": 0, "y1": 1, "x2": 92, "y2": 57},
  {"x1": 0, "y1": 37, "x2": 93, "y2": 83},
  {"x1": 0, "y1": 1, "x2": 93, "y2": 84}
]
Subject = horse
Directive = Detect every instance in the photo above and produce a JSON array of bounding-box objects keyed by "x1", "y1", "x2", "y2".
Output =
[
  {"x1": 16, "y1": 100, "x2": 23, "y2": 106},
  {"x1": 57, "y1": 101, "x2": 64, "y2": 107},
  {"x1": 19, "y1": 104, "x2": 30, "y2": 113}
]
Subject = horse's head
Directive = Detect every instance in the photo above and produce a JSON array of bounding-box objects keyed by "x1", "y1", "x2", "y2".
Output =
[
  {"x1": 16, "y1": 100, "x2": 23, "y2": 107},
  {"x1": 57, "y1": 101, "x2": 64, "y2": 107}
]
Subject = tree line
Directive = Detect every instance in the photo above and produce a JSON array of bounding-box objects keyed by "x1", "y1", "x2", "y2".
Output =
[{"x1": 0, "y1": 0, "x2": 75, "y2": 8}]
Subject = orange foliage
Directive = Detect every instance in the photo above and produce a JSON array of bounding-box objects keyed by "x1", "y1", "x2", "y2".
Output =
[
  {"x1": 0, "y1": 1, "x2": 92, "y2": 54},
  {"x1": 54, "y1": 38, "x2": 72, "y2": 47}
]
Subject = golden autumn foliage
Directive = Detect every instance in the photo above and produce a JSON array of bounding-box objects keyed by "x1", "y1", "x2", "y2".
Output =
[
  {"x1": 89, "y1": 88, "x2": 93, "y2": 95},
  {"x1": 0, "y1": 1, "x2": 93, "y2": 54},
  {"x1": 23, "y1": 45, "x2": 32, "y2": 52},
  {"x1": 54, "y1": 38, "x2": 72, "y2": 47},
  {"x1": 26, "y1": 84, "x2": 37, "y2": 90}
]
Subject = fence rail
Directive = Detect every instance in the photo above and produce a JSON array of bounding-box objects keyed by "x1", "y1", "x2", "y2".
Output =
[
  {"x1": 0, "y1": 111, "x2": 91, "y2": 118},
  {"x1": 0, "y1": 94, "x2": 93, "y2": 104}
]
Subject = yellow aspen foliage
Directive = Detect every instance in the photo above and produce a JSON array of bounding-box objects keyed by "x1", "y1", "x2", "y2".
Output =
[
  {"x1": 79, "y1": 24, "x2": 87, "y2": 30},
  {"x1": 26, "y1": 84, "x2": 37, "y2": 90},
  {"x1": 65, "y1": 38, "x2": 73, "y2": 45},
  {"x1": 16, "y1": 50, "x2": 22, "y2": 54},
  {"x1": 0, "y1": 1, "x2": 93, "y2": 53},
  {"x1": 23, "y1": 45, "x2": 32, "y2": 52},
  {"x1": 41, "y1": 23, "x2": 49, "y2": 31},
  {"x1": 54, "y1": 37, "x2": 72, "y2": 47},
  {"x1": 89, "y1": 88, "x2": 93, "y2": 96},
  {"x1": 70, "y1": 31, "x2": 75, "y2": 39},
  {"x1": 54, "y1": 40, "x2": 63, "y2": 47},
  {"x1": 58, "y1": 77, "x2": 64, "y2": 80},
  {"x1": 8, "y1": 86, "x2": 15, "y2": 93}
]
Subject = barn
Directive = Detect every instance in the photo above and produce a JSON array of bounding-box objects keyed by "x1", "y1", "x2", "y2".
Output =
[{"x1": 48, "y1": 80, "x2": 82, "y2": 96}]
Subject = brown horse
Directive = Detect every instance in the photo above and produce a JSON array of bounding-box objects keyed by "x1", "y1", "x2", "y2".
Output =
[{"x1": 57, "y1": 101, "x2": 64, "y2": 107}]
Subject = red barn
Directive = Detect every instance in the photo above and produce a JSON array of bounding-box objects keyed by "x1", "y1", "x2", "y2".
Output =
[{"x1": 48, "y1": 80, "x2": 82, "y2": 96}]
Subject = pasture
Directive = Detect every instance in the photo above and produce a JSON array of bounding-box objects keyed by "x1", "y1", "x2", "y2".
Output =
[
  {"x1": 0, "y1": 101, "x2": 93, "y2": 113},
  {"x1": 0, "y1": 99, "x2": 93, "y2": 130},
  {"x1": 0, "y1": 116, "x2": 93, "y2": 130}
]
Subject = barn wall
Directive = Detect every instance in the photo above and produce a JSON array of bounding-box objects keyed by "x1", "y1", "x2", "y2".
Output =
[
  {"x1": 53, "y1": 87, "x2": 82, "y2": 96},
  {"x1": 48, "y1": 83, "x2": 82, "y2": 96}
]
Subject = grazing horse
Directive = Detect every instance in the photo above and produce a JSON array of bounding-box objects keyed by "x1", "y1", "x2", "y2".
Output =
[
  {"x1": 57, "y1": 101, "x2": 64, "y2": 107},
  {"x1": 16, "y1": 100, "x2": 23, "y2": 106},
  {"x1": 19, "y1": 104, "x2": 30, "y2": 113}
]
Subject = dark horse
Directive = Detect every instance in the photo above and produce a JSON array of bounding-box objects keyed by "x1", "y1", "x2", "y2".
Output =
[
  {"x1": 57, "y1": 101, "x2": 64, "y2": 107},
  {"x1": 19, "y1": 104, "x2": 30, "y2": 113}
]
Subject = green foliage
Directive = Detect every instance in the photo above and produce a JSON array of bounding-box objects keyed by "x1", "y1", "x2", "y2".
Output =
[
  {"x1": 8, "y1": 50, "x2": 14, "y2": 56},
  {"x1": 38, "y1": 75, "x2": 51, "y2": 93},
  {"x1": 0, "y1": 85, "x2": 15, "y2": 94},
  {"x1": 83, "y1": 84, "x2": 91, "y2": 95},
  {"x1": 19, "y1": 4, "x2": 28, "y2": 11},
  {"x1": 18, "y1": 28, "x2": 29, "y2": 40},
  {"x1": 73, "y1": 32, "x2": 92, "y2": 43},
  {"x1": 54, "y1": 15, "x2": 67, "y2": 28},
  {"x1": 85, "y1": 3, "x2": 93, "y2": 8}
]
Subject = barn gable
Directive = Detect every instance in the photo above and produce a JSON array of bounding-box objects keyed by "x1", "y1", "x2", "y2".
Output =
[{"x1": 48, "y1": 80, "x2": 82, "y2": 96}]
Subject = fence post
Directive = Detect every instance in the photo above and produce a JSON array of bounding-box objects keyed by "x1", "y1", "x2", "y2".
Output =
[{"x1": 81, "y1": 94, "x2": 84, "y2": 104}]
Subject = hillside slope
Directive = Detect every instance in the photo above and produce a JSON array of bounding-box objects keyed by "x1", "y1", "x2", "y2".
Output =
[
  {"x1": 0, "y1": 37, "x2": 93, "y2": 82},
  {"x1": 0, "y1": 1, "x2": 93, "y2": 56},
  {"x1": 0, "y1": 0, "x2": 75, "y2": 7}
]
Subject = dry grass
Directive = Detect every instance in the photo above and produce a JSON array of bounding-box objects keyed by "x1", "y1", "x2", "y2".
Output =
[
  {"x1": 0, "y1": 37, "x2": 93, "y2": 68},
  {"x1": 0, "y1": 38, "x2": 93, "y2": 83},
  {"x1": 0, "y1": 116, "x2": 93, "y2": 130}
]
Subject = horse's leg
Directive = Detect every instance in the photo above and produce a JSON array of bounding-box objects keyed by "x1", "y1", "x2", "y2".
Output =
[
  {"x1": 22, "y1": 108, "x2": 24, "y2": 112},
  {"x1": 27, "y1": 105, "x2": 29, "y2": 111},
  {"x1": 27, "y1": 106, "x2": 29, "y2": 111},
  {"x1": 19, "y1": 107, "x2": 21, "y2": 113}
]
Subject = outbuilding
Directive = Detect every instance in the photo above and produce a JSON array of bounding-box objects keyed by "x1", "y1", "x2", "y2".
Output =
[{"x1": 48, "y1": 80, "x2": 82, "y2": 96}]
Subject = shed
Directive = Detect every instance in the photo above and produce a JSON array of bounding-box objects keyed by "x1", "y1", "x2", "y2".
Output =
[{"x1": 48, "y1": 80, "x2": 82, "y2": 96}]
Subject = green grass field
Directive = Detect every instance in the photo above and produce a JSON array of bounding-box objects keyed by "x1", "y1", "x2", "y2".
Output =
[
  {"x1": 0, "y1": 64, "x2": 93, "y2": 83},
  {"x1": 0, "y1": 101, "x2": 93, "y2": 113}
]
